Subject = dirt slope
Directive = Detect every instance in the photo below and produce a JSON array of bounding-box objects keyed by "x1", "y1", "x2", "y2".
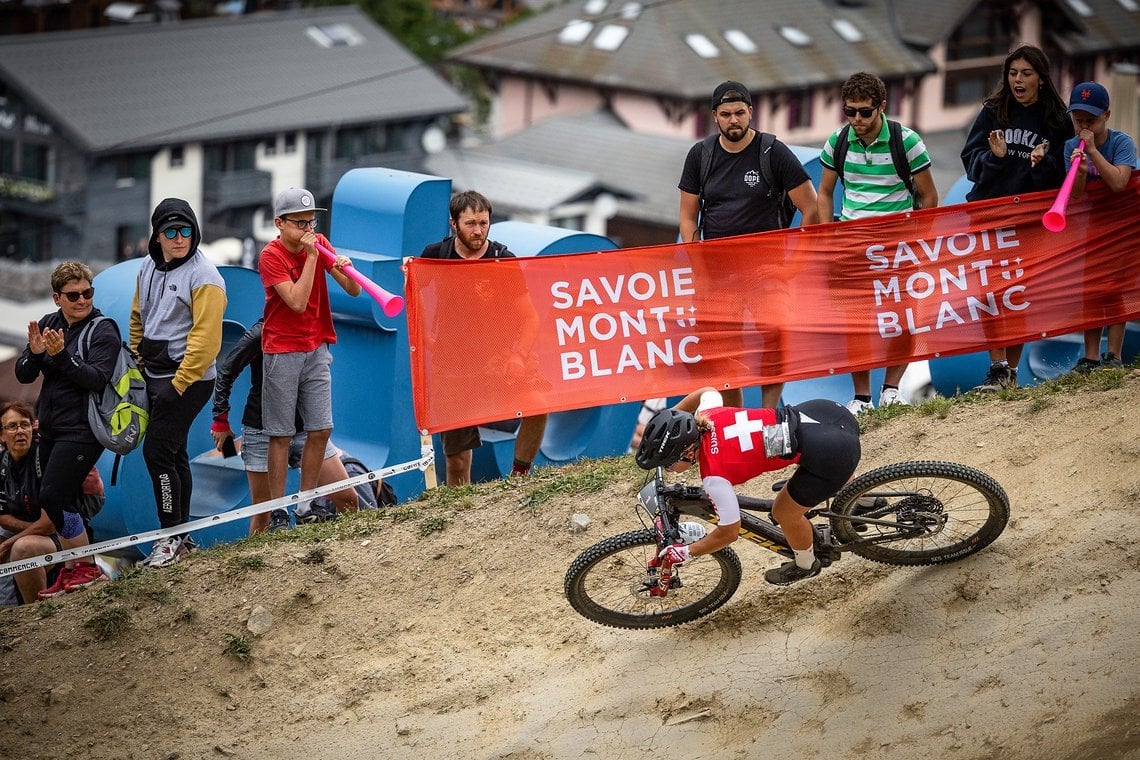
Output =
[{"x1": 2, "y1": 375, "x2": 1139, "y2": 760}]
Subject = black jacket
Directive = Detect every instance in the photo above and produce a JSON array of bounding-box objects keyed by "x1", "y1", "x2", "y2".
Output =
[{"x1": 15, "y1": 309, "x2": 121, "y2": 443}]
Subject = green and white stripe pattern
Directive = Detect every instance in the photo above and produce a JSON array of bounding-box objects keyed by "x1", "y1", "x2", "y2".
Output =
[{"x1": 821, "y1": 119, "x2": 931, "y2": 220}]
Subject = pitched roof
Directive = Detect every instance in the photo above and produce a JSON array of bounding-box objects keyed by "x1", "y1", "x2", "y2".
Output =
[
  {"x1": 1048, "y1": 0, "x2": 1140, "y2": 54},
  {"x1": 449, "y1": 0, "x2": 935, "y2": 99},
  {"x1": 460, "y1": 110, "x2": 693, "y2": 226},
  {"x1": 895, "y1": 0, "x2": 1140, "y2": 52},
  {"x1": 424, "y1": 149, "x2": 633, "y2": 215},
  {"x1": 0, "y1": 6, "x2": 468, "y2": 154}
]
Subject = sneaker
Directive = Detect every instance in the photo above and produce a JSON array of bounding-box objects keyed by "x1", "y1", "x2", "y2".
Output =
[
  {"x1": 37, "y1": 567, "x2": 74, "y2": 599},
  {"x1": 142, "y1": 535, "x2": 194, "y2": 568},
  {"x1": 296, "y1": 501, "x2": 337, "y2": 524},
  {"x1": 1101, "y1": 352, "x2": 1124, "y2": 370},
  {"x1": 850, "y1": 496, "x2": 888, "y2": 533},
  {"x1": 878, "y1": 387, "x2": 908, "y2": 407},
  {"x1": 1072, "y1": 357, "x2": 1100, "y2": 374},
  {"x1": 765, "y1": 559, "x2": 822, "y2": 586},
  {"x1": 845, "y1": 399, "x2": 875, "y2": 415},
  {"x1": 972, "y1": 363, "x2": 1017, "y2": 393},
  {"x1": 63, "y1": 562, "x2": 106, "y2": 591},
  {"x1": 268, "y1": 509, "x2": 292, "y2": 532}
]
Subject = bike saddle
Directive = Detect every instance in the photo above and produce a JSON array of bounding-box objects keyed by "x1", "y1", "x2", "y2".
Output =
[{"x1": 771, "y1": 479, "x2": 787, "y2": 493}]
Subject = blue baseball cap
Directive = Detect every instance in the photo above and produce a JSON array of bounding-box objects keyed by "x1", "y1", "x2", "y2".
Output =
[{"x1": 1067, "y1": 81, "x2": 1109, "y2": 116}]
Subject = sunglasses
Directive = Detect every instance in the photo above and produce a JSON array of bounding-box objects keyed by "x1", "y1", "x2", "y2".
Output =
[
  {"x1": 162, "y1": 226, "x2": 193, "y2": 239},
  {"x1": 283, "y1": 218, "x2": 317, "y2": 230},
  {"x1": 843, "y1": 105, "x2": 879, "y2": 119},
  {"x1": 58, "y1": 287, "x2": 95, "y2": 302}
]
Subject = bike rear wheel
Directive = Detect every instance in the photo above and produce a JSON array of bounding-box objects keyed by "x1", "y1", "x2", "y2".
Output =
[
  {"x1": 829, "y1": 460, "x2": 1009, "y2": 566},
  {"x1": 564, "y1": 530, "x2": 742, "y2": 629}
]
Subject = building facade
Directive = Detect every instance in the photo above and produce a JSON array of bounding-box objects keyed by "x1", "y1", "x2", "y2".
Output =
[{"x1": 0, "y1": 6, "x2": 467, "y2": 273}]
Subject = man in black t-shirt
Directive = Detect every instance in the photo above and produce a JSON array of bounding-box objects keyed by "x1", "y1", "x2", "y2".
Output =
[
  {"x1": 420, "y1": 190, "x2": 548, "y2": 486},
  {"x1": 678, "y1": 81, "x2": 820, "y2": 408}
]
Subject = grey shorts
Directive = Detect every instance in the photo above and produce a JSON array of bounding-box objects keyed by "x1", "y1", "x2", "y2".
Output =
[
  {"x1": 262, "y1": 344, "x2": 334, "y2": 437},
  {"x1": 240, "y1": 427, "x2": 337, "y2": 473}
]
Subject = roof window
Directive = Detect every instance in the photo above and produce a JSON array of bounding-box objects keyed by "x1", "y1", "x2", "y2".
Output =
[
  {"x1": 723, "y1": 29, "x2": 758, "y2": 54},
  {"x1": 1117, "y1": 0, "x2": 1138, "y2": 9},
  {"x1": 831, "y1": 19, "x2": 864, "y2": 43},
  {"x1": 685, "y1": 33, "x2": 720, "y2": 58},
  {"x1": 593, "y1": 24, "x2": 630, "y2": 51},
  {"x1": 584, "y1": 0, "x2": 607, "y2": 15},
  {"x1": 558, "y1": 19, "x2": 594, "y2": 45},
  {"x1": 619, "y1": 2, "x2": 642, "y2": 19},
  {"x1": 307, "y1": 23, "x2": 365, "y2": 48},
  {"x1": 778, "y1": 26, "x2": 811, "y2": 47},
  {"x1": 1065, "y1": 0, "x2": 1093, "y2": 15}
]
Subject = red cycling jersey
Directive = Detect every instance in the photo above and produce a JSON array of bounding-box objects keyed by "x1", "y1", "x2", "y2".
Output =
[{"x1": 696, "y1": 405, "x2": 801, "y2": 486}]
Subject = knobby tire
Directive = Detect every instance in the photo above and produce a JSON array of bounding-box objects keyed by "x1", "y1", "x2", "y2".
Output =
[
  {"x1": 829, "y1": 460, "x2": 1009, "y2": 566},
  {"x1": 564, "y1": 530, "x2": 742, "y2": 629}
]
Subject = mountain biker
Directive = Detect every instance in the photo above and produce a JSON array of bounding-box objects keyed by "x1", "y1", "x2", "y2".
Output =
[{"x1": 635, "y1": 387, "x2": 860, "y2": 585}]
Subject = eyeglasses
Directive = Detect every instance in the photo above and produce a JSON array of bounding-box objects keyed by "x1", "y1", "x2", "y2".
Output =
[
  {"x1": 58, "y1": 287, "x2": 95, "y2": 302},
  {"x1": 843, "y1": 105, "x2": 879, "y2": 119},
  {"x1": 2, "y1": 421, "x2": 33, "y2": 432},
  {"x1": 162, "y1": 226, "x2": 193, "y2": 239},
  {"x1": 283, "y1": 218, "x2": 317, "y2": 230}
]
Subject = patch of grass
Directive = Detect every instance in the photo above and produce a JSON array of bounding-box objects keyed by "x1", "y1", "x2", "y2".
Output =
[
  {"x1": 90, "y1": 566, "x2": 176, "y2": 606},
  {"x1": 916, "y1": 395, "x2": 954, "y2": 419},
  {"x1": 222, "y1": 633, "x2": 252, "y2": 663},
  {"x1": 221, "y1": 554, "x2": 266, "y2": 578},
  {"x1": 37, "y1": 601, "x2": 60, "y2": 618},
  {"x1": 418, "y1": 513, "x2": 448, "y2": 537},
  {"x1": 84, "y1": 606, "x2": 131, "y2": 641},
  {"x1": 1027, "y1": 396, "x2": 1050, "y2": 414},
  {"x1": 505, "y1": 456, "x2": 639, "y2": 514},
  {"x1": 389, "y1": 505, "x2": 420, "y2": 524},
  {"x1": 418, "y1": 485, "x2": 475, "y2": 512}
]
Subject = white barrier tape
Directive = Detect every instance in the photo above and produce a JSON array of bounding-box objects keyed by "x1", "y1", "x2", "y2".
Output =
[{"x1": 0, "y1": 445, "x2": 435, "y2": 579}]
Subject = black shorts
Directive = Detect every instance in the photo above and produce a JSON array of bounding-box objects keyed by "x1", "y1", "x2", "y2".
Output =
[
  {"x1": 785, "y1": 400, "x2": 861, "y2": 507},
  {"x1": 441, "y1": 426, "x2": 482, "y2": 456}
]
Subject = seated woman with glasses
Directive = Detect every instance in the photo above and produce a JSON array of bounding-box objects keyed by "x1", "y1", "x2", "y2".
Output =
[
  {"x1": 0, "y1": 402, "x2": 107, "y2": 604},
  {"x1": 11, "y1": 262, "x2": 122, "y2": 591}
]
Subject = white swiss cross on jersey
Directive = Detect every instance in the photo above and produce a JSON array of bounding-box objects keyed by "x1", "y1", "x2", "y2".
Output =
[{"x1": 698, "y1": 406, "x2": 799, "y2": 485}]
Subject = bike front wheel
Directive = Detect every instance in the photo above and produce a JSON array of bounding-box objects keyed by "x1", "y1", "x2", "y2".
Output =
[
  {"x1": 829, "y1": 460, "x2": 1010, "y2": 566},
  {"x1": 564, "y1": 530, "x2": 742, "y2": 629}
]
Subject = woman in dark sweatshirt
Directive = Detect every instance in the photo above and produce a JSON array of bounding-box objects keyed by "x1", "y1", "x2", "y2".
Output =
[{"x1": 959, "y1": 44, "x2": 1073, "y2": 393}]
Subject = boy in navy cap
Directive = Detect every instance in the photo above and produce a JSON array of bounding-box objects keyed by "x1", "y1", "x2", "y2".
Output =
[{"x1": 1064, "y1": 81, "x2": 1136, "y2": 373}]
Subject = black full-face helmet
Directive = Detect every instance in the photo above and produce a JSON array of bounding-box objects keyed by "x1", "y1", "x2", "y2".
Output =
[{"x1": 635, "y1": 408, "x2": 699, "y2": 469}]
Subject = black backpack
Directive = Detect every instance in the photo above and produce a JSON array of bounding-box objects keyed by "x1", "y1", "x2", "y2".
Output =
[
  {"x1": 831, "y1": 119, "x2": 918, "y2": 208},
  {"x1": 698, "y1": 131, "x2": 797, "y2": 233}
]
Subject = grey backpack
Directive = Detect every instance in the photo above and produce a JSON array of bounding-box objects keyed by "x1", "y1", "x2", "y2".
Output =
[{"x1": 77, "y1": 316, "x2": 149, "y2": 459}]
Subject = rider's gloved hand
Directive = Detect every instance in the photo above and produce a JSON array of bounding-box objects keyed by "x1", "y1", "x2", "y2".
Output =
[{"x1": 658, "y1": 543, "x2": 690, "y2": 565}]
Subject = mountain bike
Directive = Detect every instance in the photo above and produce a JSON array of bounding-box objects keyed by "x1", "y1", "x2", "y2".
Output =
[{"x1": 564, "y1": 460, "x2": 1009, "y2": 629}]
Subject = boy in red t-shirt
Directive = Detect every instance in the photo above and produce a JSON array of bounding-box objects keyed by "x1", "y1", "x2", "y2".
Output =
[{"x1": 258, "y1": 188, "x2": 361, "y2": 521}]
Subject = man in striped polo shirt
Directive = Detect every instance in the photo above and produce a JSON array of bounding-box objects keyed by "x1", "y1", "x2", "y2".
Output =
[{"x1": 817, "y1": 72, "x2": 939, "y2": 415}]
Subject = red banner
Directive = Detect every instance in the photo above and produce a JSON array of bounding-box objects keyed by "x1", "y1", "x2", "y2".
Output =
[{"x1": 406, "y1": 179, "x2": 1140, "y2": 433}]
